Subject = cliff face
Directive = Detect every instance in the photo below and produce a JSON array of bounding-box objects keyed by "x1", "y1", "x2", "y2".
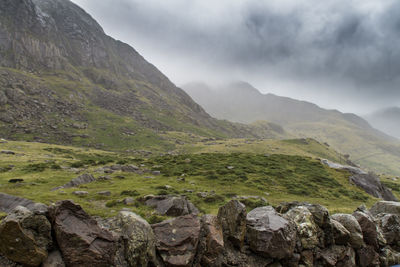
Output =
[{"x1": 0, "y1": 0, "x2": 284, "y2": 149}]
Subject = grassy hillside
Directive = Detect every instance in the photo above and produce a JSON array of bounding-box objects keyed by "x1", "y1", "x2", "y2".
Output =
[
  {"x1": 0, "y1": 139, "x2": 378, "y2": 221},
  {"x1": 0, "y1": 0, "x2": 286, "y2": 152},
  {"x1": 183, "y1": 82, "x2": 400, "y2": 176}
]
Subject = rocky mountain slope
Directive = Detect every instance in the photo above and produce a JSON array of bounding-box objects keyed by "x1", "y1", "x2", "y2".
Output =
[
  {"x1": 183, "y1": 82, "x2": 400, "y2": 175},
  {"x1": 0, "y1": 0, "x2": 284, "y2": 151},
  {"x1": 365, "y1": 107, "x2": 400, "y2": 139}
]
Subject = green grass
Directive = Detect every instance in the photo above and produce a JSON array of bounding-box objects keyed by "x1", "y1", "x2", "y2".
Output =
[{"x1": 0, "y1": 140, "x2": 377, "y2": 221}]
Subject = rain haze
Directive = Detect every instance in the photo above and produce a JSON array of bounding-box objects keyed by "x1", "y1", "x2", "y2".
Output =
[{"x1": 71, "y1": 0, "x2": 400, "y2": 114}]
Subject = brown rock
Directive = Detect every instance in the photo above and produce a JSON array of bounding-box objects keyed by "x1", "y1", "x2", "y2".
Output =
[
  {"x1": 0, "y1": 206, "x2": 52, "y2": 267},
  {"x1": 320, "y1": 245, "x2": 356, "y2": 267},
  {"x1": 353, "y1": 211, "x2": 379, "y2": 249},
  {"x1": 197, "y1": 215, "x2": 224, "y2": 266},
  {"x1": 49, "y1": 200, "x2": 117, "y2": 267},
  {"x1": 356, "y1": 245, "x2": 380, "y2": 267},
  {"x1": 152, "y1": 215, "x2": 200, "y2": 267},
  {"x1": 217, "y1": 200, "x2": 247, "y2": 249}
]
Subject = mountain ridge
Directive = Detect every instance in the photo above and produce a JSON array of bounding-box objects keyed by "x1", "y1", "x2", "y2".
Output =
[
  {"x1": 183, "y1": 81, "x2": 400, "y2": 175},
  {"x1": 0, "y1": 0, "x2": 285, "y2": 151}
]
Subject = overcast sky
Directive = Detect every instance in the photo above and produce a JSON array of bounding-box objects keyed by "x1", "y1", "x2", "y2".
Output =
[{"x1": 70, "y1": 0, "x2": 400, "y2": 114}]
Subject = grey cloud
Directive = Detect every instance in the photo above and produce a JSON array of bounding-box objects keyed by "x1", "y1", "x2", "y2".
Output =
[{"x1": 71, "y1": 0, "x2": 400, "y2": 112}]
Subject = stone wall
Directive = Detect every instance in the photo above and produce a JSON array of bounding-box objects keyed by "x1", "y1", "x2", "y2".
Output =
[{"x1": 0, "y1": 198, "x2": 400, "y2": 267}]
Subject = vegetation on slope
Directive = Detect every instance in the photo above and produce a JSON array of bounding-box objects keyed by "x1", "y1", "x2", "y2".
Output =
[{"x1": 0, "y1": 140, "x2": 377, "y2": 221}]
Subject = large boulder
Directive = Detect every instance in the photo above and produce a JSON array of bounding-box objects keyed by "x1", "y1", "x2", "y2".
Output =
[
  {"x1": 217, "y1": 200, "x2": 247, "y2": 249},
  {"x1": 331, "y1": 214, "x2": 364, "y2": 249},
  {"x1": 0, "y1": 206, "x2": 52, "y2": 267},
  {"x1": 144, "y1": 195, "x2": 199, "y2": 217},
  {"x1": 196, "y1": 215, "x2": 224, "y2": 267},
  {"x1": 376, "y1": 213, "x2": 400, "y2": 249},
  {"x1": 109, "y1": 211, "x2": 156, "y2": 266},
  {"x1": 370, "y1": 201, "x2": 400, "y2": 216},
  {"x1": 246, "y1": 206, "x2": 297, "y2": 259},
  {"x1": 286, "y1": 206, "x2": 319, "y2": 249},
  {"x1": 49, "y1": 200, "x2": 117, "y2": 267},
  {"x1": 152, "y1": 215, "x2": 200, "y2": 267}
]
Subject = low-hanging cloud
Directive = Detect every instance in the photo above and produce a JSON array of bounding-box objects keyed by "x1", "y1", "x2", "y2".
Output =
[{"x1": 71, "y1": 0, "x2": 400, "y2": 113}]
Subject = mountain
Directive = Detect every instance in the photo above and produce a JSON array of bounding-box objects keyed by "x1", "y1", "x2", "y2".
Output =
[
  {"x1": 0, "y1": 0, "x2": 285, "y2": 151},
  {"x1": 365, "y1": 107, "x2": 400, "y2": 139},
  {"x1": 183, "y1": 81, "x2": 400, "y2": 175}
]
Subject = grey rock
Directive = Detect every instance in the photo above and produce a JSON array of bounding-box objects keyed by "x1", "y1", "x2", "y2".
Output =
[
  {"x1": 246, "y1": 206, "x2": 297, "y2": 259},
  {"x1": 370, "y1": 201, "x2": 400, "y2": 216},
  {"x1": 72, "y1": 191, "x2": 88, "y2": 196},
  {"x1": 121, "y1": 165, "x2": 139, "y2": 172},
  {"x1": 123, "y1": 197, "x2": 135, "y2": 206},
  {"x1": 52, "y1": 173, "x2": 96, "y2": 191},
  {"x1": 376, "y1": 213, "x2": 400, "y2": 247},
  {"x1": 331, "y1": 214, "x2": 364, "y2": 249},
  {"x1": 145, "y1": 195, "x2": 199, "y2": 217},
  {"x1": 0, "y1": 193, "x2": 38, "y2": 213},
  {"x1": 97, "y1": 191, "x2": 111, "y2": 196}
]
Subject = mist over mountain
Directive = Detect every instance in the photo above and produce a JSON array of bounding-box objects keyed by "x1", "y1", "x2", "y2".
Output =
[
  {"x1": 365, "y1": 107, "x2": 400, "y2": 139},
  {"x1": 71, "y1": 0, "x2": 400, "y2": 113},
  {"x1": 183, "y1": 81, "x2": 400, "y2": 175},
  {"x1": 0, "y1": 0, "x2": 283, "y2": 151}
]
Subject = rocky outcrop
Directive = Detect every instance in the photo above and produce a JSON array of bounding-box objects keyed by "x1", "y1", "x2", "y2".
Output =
[
  {"x1": 321, "y1": 159, "x2": 398, "y2": 201},
  {"x1": 144, "y1": 195, "x2": 199, "y2": 217},
  {"x1": 1, "y1": 197, "x2": 400, "y2": 267},
  {"x1": 49, "y1": 200, "x2": 117, "y2": 267},
  {"x1": 152, "y1": 215, "x2": 201, "y2": 267},
  {"x1": 0, "y1": 206, "x2": 52, "y2": 266}
]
